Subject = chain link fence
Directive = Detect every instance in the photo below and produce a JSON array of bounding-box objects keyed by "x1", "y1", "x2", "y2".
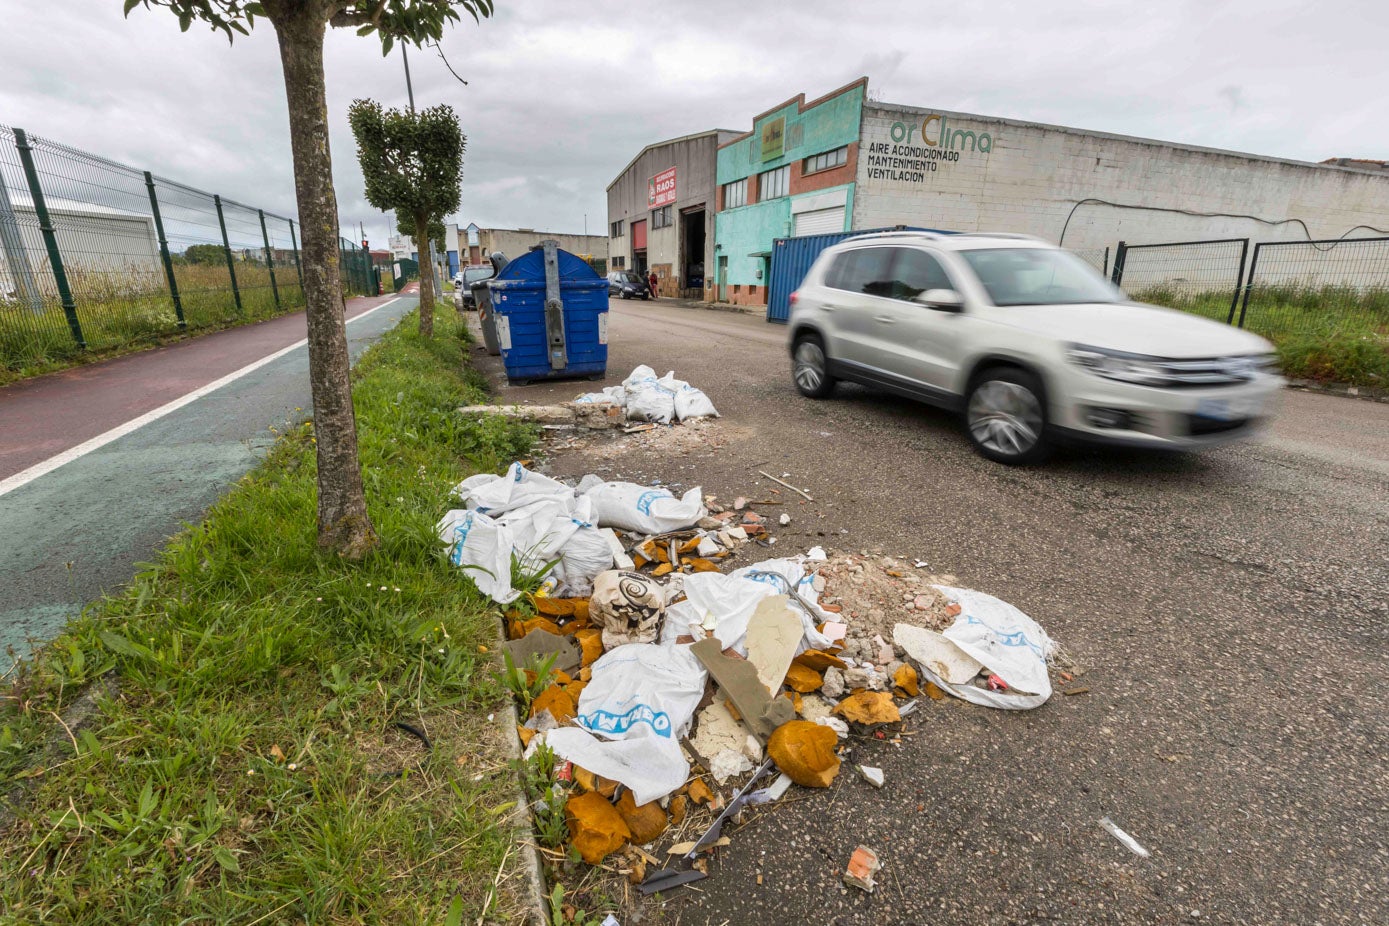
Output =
[{"x1": 1, "y1": 125, "x2": 375, "y2": 377}]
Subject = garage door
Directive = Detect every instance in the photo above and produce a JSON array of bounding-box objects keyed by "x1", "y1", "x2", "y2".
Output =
[{"x1": 793, "y1": 206, "x2": 845, "y2": 237}]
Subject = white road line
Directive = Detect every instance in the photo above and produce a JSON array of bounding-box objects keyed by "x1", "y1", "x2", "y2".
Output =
[{"x1": 0, "y1": 296, "x2": 407, "y2": 500}]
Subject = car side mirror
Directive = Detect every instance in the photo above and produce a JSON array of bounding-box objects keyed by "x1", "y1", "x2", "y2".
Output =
[{"x1": 913, "y1": 288, "x2": 964, "y2": 312}]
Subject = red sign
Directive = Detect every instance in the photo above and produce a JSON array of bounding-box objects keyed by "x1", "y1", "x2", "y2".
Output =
[{"x1": 648, "y1": 167, "x2": 677, "y2": 208}]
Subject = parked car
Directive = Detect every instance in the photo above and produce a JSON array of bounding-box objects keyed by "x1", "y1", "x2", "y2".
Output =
[
  {"x1": 452, "y1": 264, "x2": 495, "y2": 311},
  {"x1": 786, "y1": 231, "x2": 1282, "y2": 464},
  {"x1": 607, "y1": 270, "x2": 651, "y2": 300}
]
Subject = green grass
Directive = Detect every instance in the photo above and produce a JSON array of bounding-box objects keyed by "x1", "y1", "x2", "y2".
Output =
[
  {"x1": 1132, "y1": 284, "x2": 1389, "y2": 388},
  {"x1": 0, "y1": 261, "x2": 383, "y2": 386},
  {"x1": 0, "y1": 314, "x2": 540, "y2": 923}
]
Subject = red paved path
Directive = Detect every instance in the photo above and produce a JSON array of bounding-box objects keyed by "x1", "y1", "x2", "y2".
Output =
[{"x1": 0, "y1": 288, "x2": 414, "y2": 482}]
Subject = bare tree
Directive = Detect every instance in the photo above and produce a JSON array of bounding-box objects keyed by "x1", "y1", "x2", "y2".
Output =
[{"x1": 122, "y1": 0, "x2": 495, "y2": 558}]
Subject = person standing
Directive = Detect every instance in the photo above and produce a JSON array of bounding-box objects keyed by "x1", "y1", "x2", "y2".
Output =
[{"x1": 648, "y1": 269, "x2": 659, "y2": 299}]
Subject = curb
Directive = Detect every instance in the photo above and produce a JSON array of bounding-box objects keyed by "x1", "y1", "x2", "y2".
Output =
[
  {"x1": 495, "y1": 613, "x2": 551, "y2": 926},
  {"x1": 1285, "y1": 378, "x2": 1388, "y2": 403}
]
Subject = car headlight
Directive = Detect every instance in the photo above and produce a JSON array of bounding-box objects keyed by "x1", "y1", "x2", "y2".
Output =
[{"x1": 1067, "y1": 345, "x2": 1173, "y2": 387}]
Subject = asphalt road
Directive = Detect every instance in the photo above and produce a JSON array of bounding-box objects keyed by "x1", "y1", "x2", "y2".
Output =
[
  {"x1": 483, "y1": 299, "x2": 1389, "y2": 926},
  {"x1": 0, "y1": 293, "x2": 415, "y2": 657}
]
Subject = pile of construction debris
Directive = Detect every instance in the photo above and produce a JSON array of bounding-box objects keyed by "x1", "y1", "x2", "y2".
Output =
[
  {"x1": 435, "y1": 467, "x2": 1063, "y2": 899},
  {"x1": 456, "y1": 365, "x2": 720, "y2": 435}
]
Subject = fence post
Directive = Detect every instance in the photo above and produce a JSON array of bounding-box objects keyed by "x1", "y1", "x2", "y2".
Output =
[
  {"x1": 1110, "y1": 241, "x2": 1127, "y2": 287},
  {"x1": 213, "y1": 194, "x2": 243, "y2": 313},
  {"x1": 1236, "y1": 243, "x2": 1260, "y2": 329},
  {"x1": 0, "y1": 156, "x2": 43, "y2": 314},
  {"x1": 1102, "y1": 246, "x2": 1110, "y2": 278},
  {"x1": 289, "y1": 219, "x2": 304, "y2": 288},
  {"x1": 258, "y1": 209, "x2": 281, "y2": 310},
  {"x1": 143, "y1": 171, "x2": 186, "y2": 329},
  {"x1": 1227, "y1": 238, "x2": 1250, "y2": 325},
  {"x1": 14, "y1": 128, "x2": 85, "y2": 348}
]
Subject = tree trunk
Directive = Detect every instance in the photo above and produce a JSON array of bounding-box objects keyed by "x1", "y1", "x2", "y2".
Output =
[
  {"x1": 271, "y1": 10, "x2": 376, "y2": 559},
  {"x1": 415, "y1": 210, "x2": 435, "y2": 338}
]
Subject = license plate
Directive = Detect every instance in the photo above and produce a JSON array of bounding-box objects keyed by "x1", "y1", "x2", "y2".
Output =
[{"x1": 1196, "y1": 396, "x2": 1262, "y2": 421}]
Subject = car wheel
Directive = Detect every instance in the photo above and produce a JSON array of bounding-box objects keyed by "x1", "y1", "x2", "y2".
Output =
[
  {"x1": 792, "y1": 335, "x2": 836, "y2": 399},
  {"x1": 965, "y1": 367, "x2": 1050, "y2": 464}
]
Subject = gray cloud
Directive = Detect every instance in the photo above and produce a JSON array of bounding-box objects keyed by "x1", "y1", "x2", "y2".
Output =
[{"x1": 1, "y1": 0, "x2": 1384, "y2": 250}]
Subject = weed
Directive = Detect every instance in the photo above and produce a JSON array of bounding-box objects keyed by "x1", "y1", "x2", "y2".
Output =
[{"x1": 498, "y1": 650, "x2": 558, "y2": 715}]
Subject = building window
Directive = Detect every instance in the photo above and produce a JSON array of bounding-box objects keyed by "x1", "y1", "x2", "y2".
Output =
[
  {"x1": 611, "y1": 219, "x2": 624, "y2": 237},
  {"x1": 652, "y1": 205, "x2": 673, "y2": 229},
  {"x1": 723, "y1": 178, "x2": 747, "y2": 209},
  {"x1": 804, "y1": 145, "x2": 848, "y2": 175},
  {"x1": 759, "y1": 165, "x2": 789, "y2": 200},
  {"x1": 612, "y1": 255, "x2": 624, "y2": 269}
]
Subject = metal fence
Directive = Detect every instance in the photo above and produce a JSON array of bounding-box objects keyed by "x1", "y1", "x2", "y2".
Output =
[
  {"x1": 1, "y1": 125, "x2": 374, "y2": 375},
  {"x1": 1110, "y1": 238, "x2": 1249, "y2": 324},
  {"x1": 1237, "y1": 237, "x2": 1389, "y2": 340},
  {"x1": 1072, "y1": 246, "x2": 1110, "y2": 278},
  {"x1": 1105, "y1": 234, "x2": 1389, "y2": 345}
]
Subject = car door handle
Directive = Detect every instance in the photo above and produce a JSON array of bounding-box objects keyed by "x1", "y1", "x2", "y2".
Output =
[
  {"x1": 874, "y1": 315, "x2": 896, "y2": 324},
  {"x1": 822, "y1": 304, "x2": 843, "y2": 312}
]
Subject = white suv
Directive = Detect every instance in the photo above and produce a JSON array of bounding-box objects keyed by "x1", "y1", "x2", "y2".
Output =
[{"x1": 787, "y1": 232, "x2": 1282, "y2": 464}]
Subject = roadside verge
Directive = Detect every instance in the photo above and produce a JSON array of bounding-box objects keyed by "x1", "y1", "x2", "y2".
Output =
[{"x1": 0, "y1": 313, "x2": 542, "y2": 922}]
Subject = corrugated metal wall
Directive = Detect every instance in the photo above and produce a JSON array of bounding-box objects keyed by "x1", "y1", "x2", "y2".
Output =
[{"x1": 765, "y1": 226, "x2": 950, "y2": 322}]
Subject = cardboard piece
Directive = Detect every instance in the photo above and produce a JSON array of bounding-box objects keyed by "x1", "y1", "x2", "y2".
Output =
[{"x1": 691, "y1": 637, "x2": 795, "y2": 742}]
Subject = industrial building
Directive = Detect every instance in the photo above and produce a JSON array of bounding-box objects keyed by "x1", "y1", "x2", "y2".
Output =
[
  {"x1": 702, "y1": 77, "x2": 1389, "y2": 306},
  {"x1": 605, "y1": 129, "x2": 739, "y2": 298},
  {"x1": 453, "y1": 223, "x2": 608, "y2": 278}
]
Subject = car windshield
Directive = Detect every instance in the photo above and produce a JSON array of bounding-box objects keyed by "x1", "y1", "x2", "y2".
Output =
[
  {"x1": 463, "y1": 268, "x2": 492, "y2": 284},
  {"x1": 959, "y1": 247, "x2": 1123, "y2": 307}
]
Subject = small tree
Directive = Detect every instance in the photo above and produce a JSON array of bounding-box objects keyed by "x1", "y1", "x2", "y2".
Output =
[
  {"x1": 123, "y1": 0, "x2": 494, "y2": 558},
  {"x1": 348, "y1": 99, "x2": 463, "y2": 338},
  {"x1": 183, "y1": 243, "x2": 227, "y2": 265}
]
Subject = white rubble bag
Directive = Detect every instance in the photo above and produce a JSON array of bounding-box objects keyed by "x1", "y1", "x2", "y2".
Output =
[
  {"x1": 578, "y1": 477, "x2": 705, "y2": 534},
  {"x1": 655, "y1": 371, "x2": 719, "y2": 421},
  {"x1": 442, "y1": 465, "x2": 615, "y2": 601},
  {"x1": 659, "y1": 559, "x2": 833, "y2": 655},
  {"x1": 907, "y1": 585, "x2": 1057, "y2": 710},
  {"x1": 437, "y1": 509, "x2": 518, "y2": 604},
  {"x1": 451, "y1": 462, "x2": 573, "y2": 517},
  {"x1": 544, "y1": 643, "x2": 707, "y2": 805},
  {"x1": 573, "y1": 385, "x2": 627, "y2": 408}
]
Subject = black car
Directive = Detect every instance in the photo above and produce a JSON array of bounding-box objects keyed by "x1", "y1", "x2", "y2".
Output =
[
  {"x1": 607, "y1": 270, "x2": 651, "y2": 300},
  {"x1": 452, "y1": 264, "x2": 496, "y2": 310}
]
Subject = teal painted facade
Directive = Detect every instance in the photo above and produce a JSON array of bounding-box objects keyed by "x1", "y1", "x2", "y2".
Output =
[{"x1": 714, "y1": 82, "x2": 865, "y2": 294}]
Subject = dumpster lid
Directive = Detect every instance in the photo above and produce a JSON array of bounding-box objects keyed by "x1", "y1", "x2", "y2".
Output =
[{"x1": 491, "y1": 245, "x2": 601, "y2": 283}]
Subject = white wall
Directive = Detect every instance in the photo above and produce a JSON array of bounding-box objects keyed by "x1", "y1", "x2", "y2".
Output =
[{"x1": 854, "y1": 104, "x2": 1389, "y2": 258}]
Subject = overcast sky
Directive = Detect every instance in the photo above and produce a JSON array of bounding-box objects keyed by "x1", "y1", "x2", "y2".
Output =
[{"x1": 2, "y1": 0, "x2": 1383, "y2": 250}]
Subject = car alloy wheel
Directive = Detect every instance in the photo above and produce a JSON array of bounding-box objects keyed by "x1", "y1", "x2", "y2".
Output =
[
  {"x1": 793, "y1": 338, "x2": 835, "y2": 398},
  {"x1": 967, "y1": 375, "x2": 1046, "y2": 463}
]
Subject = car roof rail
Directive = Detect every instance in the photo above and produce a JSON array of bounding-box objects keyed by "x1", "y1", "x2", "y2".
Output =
[
  {"x1": 843, "y1": 230, "x2": 948, "y2": 242},
  {"x1": 954, "y1": 232, "x2": 1047, "y2": 242}
]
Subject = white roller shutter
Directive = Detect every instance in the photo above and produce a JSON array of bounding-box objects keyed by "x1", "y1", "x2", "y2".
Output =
[{"x1": 793, "y1": 206, "x2": 845, "y2": 237}]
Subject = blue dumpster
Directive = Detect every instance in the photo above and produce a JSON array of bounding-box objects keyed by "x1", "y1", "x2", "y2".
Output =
[{"x1": 487, "y1": 240, "x2": 609, "y2": 385}]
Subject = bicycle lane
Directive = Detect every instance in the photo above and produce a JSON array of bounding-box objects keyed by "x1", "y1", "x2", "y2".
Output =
[{"x1": 0, "y1": 290, "x2": 418, "y2": 656}]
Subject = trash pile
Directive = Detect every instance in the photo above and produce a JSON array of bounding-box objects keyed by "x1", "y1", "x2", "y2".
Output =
[
  {"x1": 435, "y1": 468, "x2": 1064, "y2": 898},
  {"x1": 574, "y1": 365, "x2": 719, "y2": 425}
]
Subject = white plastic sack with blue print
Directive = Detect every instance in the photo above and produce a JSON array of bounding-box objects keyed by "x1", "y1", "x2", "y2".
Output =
[
  {"x1": 545, "y1": 643, "x2": 707, "y2": 804},
  {"x1": 503, "y1": 494, "x2": 613, "y2": 598},
  {"x1": 451, "y1": 462, "x2": 573, "y2": 517},
  {"x1": 579, "y1": 478, "x2": 705, "y2": 534},
  {"x1": 437, "y1": 509, "x2": 518, "y2": 604},
  {"x1": 658, "y1": 559, "x2": 833, "y2": 655},
  {"x1": 916, "y1": 585, "x2": 1056, "y2": 710},
  {"x1": 656, "y1": 371, "x2": 719, "y2": 421}
]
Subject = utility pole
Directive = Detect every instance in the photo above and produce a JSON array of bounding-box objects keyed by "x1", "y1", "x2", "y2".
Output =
[{"x1": 402, "y1": 46, "x2": 416, "y2": 114}]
